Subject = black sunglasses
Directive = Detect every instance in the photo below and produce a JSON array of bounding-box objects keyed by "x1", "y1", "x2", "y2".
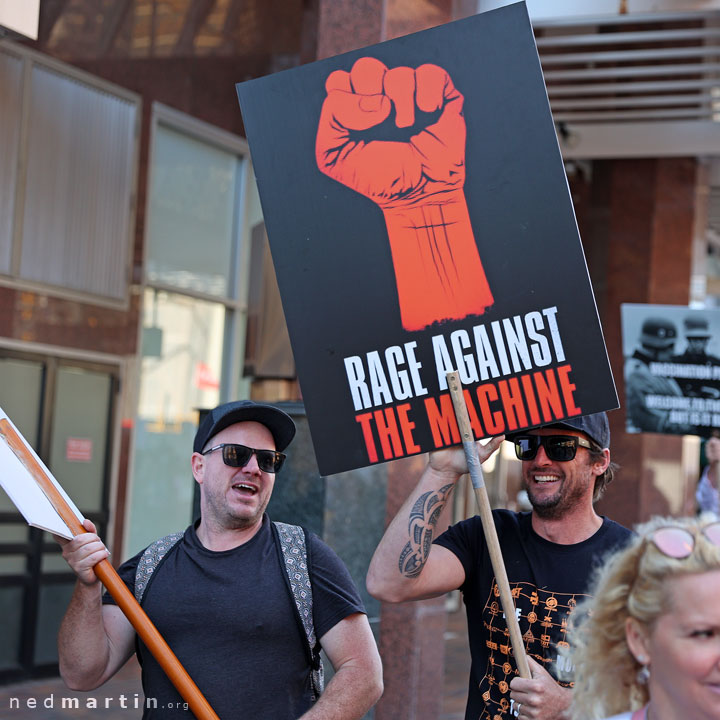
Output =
[
  {"x1": 512, "y1": 435, "x2": 595, "y2": 462},
  {"x1": 202, "y1": 443, "x2": 286, "y2": 473}
]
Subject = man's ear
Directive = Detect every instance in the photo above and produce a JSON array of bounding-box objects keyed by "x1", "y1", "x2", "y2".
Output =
[
  {"x1": 593, "y1": 448, "x2": 611, "y2": 475},
  {"x1": 191, "y1": 452, "x2": 205, "y2": 485},
  {"x1": 625, "y1": 616, "x2": 651, "y2": 664}
]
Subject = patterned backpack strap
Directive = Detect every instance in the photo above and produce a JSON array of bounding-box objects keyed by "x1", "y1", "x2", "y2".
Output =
[
  {"x1": 134, "y1": 532, "x2": 184, "y2": 604},
  {"x1": 273, "y1": 521, "x2": 325, "y2": 700}
]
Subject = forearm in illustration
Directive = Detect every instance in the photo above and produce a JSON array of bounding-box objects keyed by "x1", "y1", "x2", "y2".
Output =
[{"x1": 398, "y1": 483, "x2": 454, "y2": 577}]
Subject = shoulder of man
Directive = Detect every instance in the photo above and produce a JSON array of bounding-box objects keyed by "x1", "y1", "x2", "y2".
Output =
[
  {"x1": 597, "y1": 517, "x2": 635, "y2": 550},
  {"x1": 133, "y1": 528, "x2": 190, "y2": 604}
]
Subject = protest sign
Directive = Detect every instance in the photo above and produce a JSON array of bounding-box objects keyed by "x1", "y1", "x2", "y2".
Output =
[
  {"x1": 622, "y1": 303, "x2": 720, "y2": 437},
  {"x1": 236, "y1": 2, "x2": 617, "y2": 475},
  {"x1": 0, "y1": 407, "x2": 80, "y2": 538}
]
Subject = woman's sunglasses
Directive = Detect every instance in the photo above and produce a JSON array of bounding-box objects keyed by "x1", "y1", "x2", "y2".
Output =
[
  {"x1": 201, "y1": 443, "x2": 286, "y2": 474},
  {"x1": 649, "y1": 522, "x2": 720, "y2": 559},
  {"x1": 512, "y1": 434, "x2": 595, "y2": 462}
]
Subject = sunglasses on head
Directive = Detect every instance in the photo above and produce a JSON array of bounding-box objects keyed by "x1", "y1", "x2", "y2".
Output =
[
  {"x1": 649, "y1": 522, "x2": 720, "y2": 559},
  {"x1": 201, "y1": 443, "x2": 286, "y2": 474},
  {"x1": 512, "y1": 434, "x2": 595, "y2": 462}
]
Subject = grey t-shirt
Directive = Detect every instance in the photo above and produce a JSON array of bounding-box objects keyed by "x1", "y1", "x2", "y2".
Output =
[{"x1": 104, "y1": 515, "x2": 364, "y2": 719}]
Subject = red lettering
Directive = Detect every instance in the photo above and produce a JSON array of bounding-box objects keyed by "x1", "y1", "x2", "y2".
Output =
[
  {"x1": 498, "y1": 377, "x2": 528, "y2": 431},
  {"x1": 520, "y1": 374, "x2": 541, "y2": 425},
  {"x1": 533, "y1": 369, "x2": 564, "y2": 422},
  {"x1": 424, "y1": 395, "x2": 460, "y2": 447},
  {"x1": 356, "y1": 413, "x2": 378, "y2": 463},
  {"x1": 462, "y1": 388, "x2": 484, "y2": 437},
  {"x1": 396, "y1": 403, "x2": 421, "y2": 453},
  {"x1": 374, "y1": 408, "x2": 403, "y2": 460},
  {"x1": 476, "y1": 384, "x2": 505, "y2": 435},
  {"x1": 557, "y1": 364, "x2": 582, "y2": 416}
]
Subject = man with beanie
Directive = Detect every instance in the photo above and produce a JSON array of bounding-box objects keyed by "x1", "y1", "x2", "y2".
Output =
[
  {"x1": 367, "y1": 413, "x2": 630, "y2": 720},
  {"x1": 56, "y1": 400, "x2": 382, "y2": 719}
]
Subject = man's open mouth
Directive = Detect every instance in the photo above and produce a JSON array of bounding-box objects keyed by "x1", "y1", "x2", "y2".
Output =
[{"x1": 232, "y1": 482, "x2": 258, "y2": 495}]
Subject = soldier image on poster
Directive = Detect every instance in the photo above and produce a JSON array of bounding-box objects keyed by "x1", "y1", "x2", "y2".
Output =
[
  {"x1": 672, "y1": 316, "x2": 720, "y2": 399},
  {"x1": 625, "y1": 317, "x2": 690, "y2": 434}
]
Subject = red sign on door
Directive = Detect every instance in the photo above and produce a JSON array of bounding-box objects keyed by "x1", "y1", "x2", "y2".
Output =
[{"x1": 66, "y1": 437, "x2": 92, "y2": 463}]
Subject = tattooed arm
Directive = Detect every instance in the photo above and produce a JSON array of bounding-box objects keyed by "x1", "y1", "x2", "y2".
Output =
[{"x1": 366, "y1": 437, "x2": 504, "y2": 602}]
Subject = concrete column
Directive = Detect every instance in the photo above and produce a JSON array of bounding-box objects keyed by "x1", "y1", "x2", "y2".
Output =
[{"x1": 586, "y1": 158, "x2": 699, "y2": 526}]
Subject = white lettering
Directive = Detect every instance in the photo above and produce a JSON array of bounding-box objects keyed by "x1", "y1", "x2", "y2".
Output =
[
  {"x1": 502, "y1": 316, "x2": 532, "y2": 372},
  {"x1": 543, "y1": 306, "x2": 565, "y2": 362},
  {"x1": 432, "y1": 335, "x2": 456, "y2": 391},
  {"x1": 490, "y1": 321, "x2": 512, "y2": 375},
  {"x1": 367, "y1": 351, "x2": 394, "y2": 407},
  {"x1": 344, "y1": 356, "x2": 371, "y2": 411},
  {"x1": 450, "y1": 329, "x2": 479, "y2": 384},
  {"x1": 525, "y1": 311, "x2": 552, "y2": 366},
  {"x1": 473, "y1": 325, "x2": 500, "y2": 381},
  {"x1": 404, "y1": 342, "x2": 428, "y2": 398}
]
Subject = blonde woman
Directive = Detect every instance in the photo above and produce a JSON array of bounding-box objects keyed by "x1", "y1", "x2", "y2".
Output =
[{"x1": 570, "y1": 515, "x2": 720, "y2": 720}]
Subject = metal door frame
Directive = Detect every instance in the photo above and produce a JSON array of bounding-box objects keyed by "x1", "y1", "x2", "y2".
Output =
[{"x1": 0, "y1": 349, "x2": 119, "y2": 682}]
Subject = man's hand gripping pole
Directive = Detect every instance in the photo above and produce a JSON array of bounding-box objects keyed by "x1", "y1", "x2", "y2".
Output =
[
  {"x1": 446, "y1": 372, "x2": 531, "y2": 680},
  {"x1": 0, "y1": 418, "x2": 220, "y2": 720}
]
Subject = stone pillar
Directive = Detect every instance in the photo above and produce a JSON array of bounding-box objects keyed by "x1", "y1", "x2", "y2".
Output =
[
  {"x1": 373, "y1": 455, "x2": 451, "y2": 720},
  {"x1": 587, "y1": 158, "x2": 700, "y2": 526}
]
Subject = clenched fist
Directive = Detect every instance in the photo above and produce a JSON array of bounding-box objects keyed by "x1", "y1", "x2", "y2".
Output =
[
  {"x1": 316, "y1": 57, "x2": 493, "y2": 331},
  {"x1": 316, "y1": 57, "x2": 466, "y2": 208}
]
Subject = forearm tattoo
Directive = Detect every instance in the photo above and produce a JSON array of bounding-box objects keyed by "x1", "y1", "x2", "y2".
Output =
[{"x1": 398, "y1": 483, "x2": 455, "y2": 578}]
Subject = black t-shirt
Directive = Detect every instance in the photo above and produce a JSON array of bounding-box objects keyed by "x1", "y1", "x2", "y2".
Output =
[
  {"x1": 434, "y1": 510, "x2": 632, "y2": 720},
  {"x1": 103, "y1": 515, "x2": 365, "y2": 719}
]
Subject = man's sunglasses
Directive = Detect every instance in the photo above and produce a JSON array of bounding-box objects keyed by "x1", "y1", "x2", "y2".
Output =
[
  {"x1": 649, "y1": 522, "x2": 720, "y2": 559},
  {"x1": 201, "y1": 443, "x2": 286, "y2": 474},
  {"x1": 512, "y1": 434, "x2": 595, "y2": 462}
]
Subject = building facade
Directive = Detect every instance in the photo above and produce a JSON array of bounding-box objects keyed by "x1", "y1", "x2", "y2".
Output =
[{"x1": 0, "y1": 1, "x2": 719, "y2": 718}]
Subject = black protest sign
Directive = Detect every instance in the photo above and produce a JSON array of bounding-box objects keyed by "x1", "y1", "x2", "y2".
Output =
[
  {"x1": 236, "y1": 3, "x2": 617, "y2": 476},
  {"x1": 622, "y1": 303, "x2": 720, "y2": 437}
]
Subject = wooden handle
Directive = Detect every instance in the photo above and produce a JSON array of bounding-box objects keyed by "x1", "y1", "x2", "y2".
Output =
[
  {"x1": 446, "y1": 373, "x2": 531, "y2": 680},
  {"x1": 0, "y1": 419, "x2": 220, "y2": 720}
]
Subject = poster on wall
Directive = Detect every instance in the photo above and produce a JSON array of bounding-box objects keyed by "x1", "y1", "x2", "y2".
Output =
[
  {"x1": 236, "y1": 2, "x2": 618, "y2": 476},
  {"x1": 621, "y1": 303, "x2": 720, "y2": 437}
]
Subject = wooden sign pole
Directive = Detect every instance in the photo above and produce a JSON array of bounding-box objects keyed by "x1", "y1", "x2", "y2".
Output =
[
  {"x1": 0, "y1": 419, "x2": 220, "y2": 720},
  {"x1": 446, "y1": 372, "x2": 531, "y2": 679}
]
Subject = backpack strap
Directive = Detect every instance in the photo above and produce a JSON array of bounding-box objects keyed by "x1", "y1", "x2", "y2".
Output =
[
  {"x1": 133, "y1": 524, "x2": 325, "y2": 700},
  {"x1": 134, "y1": 531, "x2": 184, "y2": 604},
  {"x1": 272, "y1": 521, "x2": 325, "y2": 700}
]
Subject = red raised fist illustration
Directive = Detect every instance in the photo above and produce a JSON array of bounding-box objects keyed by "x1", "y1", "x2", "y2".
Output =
[{"x1": 316, "y1": 57, "x2": 493, "y2": 331}]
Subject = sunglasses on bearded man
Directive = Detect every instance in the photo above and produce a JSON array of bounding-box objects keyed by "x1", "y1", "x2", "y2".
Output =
[
  {"x1": 512, "y1": 434, "x2": 597, "y2": 462},
  {"x1": 201, "y1": 443, "x2": 286, "y2": 473}
]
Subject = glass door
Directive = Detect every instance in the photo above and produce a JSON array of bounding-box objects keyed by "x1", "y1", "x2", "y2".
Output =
[{"x1": 0, "y1": 352, "x2": 118, "y2": 682}]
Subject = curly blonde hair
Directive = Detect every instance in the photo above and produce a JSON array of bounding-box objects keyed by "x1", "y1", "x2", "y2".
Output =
[{"x1": 569, "y1": 513, "x2": 720, "y2": 720}]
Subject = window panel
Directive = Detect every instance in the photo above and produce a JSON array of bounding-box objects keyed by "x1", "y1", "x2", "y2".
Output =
[
  {"x1": 0, "y1": 358, "x2": 44, "y2": 513},
  {"x1": 146, "y1": 125, "x2": 240, "y2": 297},
  {"x1": 0, "y1": 49, "x2": 22, "y2": 274},
  {"x1": 48, "y1": 367, "x2": 112, "y2": 513},
  {"x1": 19, "y1": 64, "x2": 136, "y2": 299},
  {"x1": 128, "y1": 289, "x2": 225, "y2": 555},
  {"x1": 0, "y1": 587, "x2": 23, "y2": 670}
]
